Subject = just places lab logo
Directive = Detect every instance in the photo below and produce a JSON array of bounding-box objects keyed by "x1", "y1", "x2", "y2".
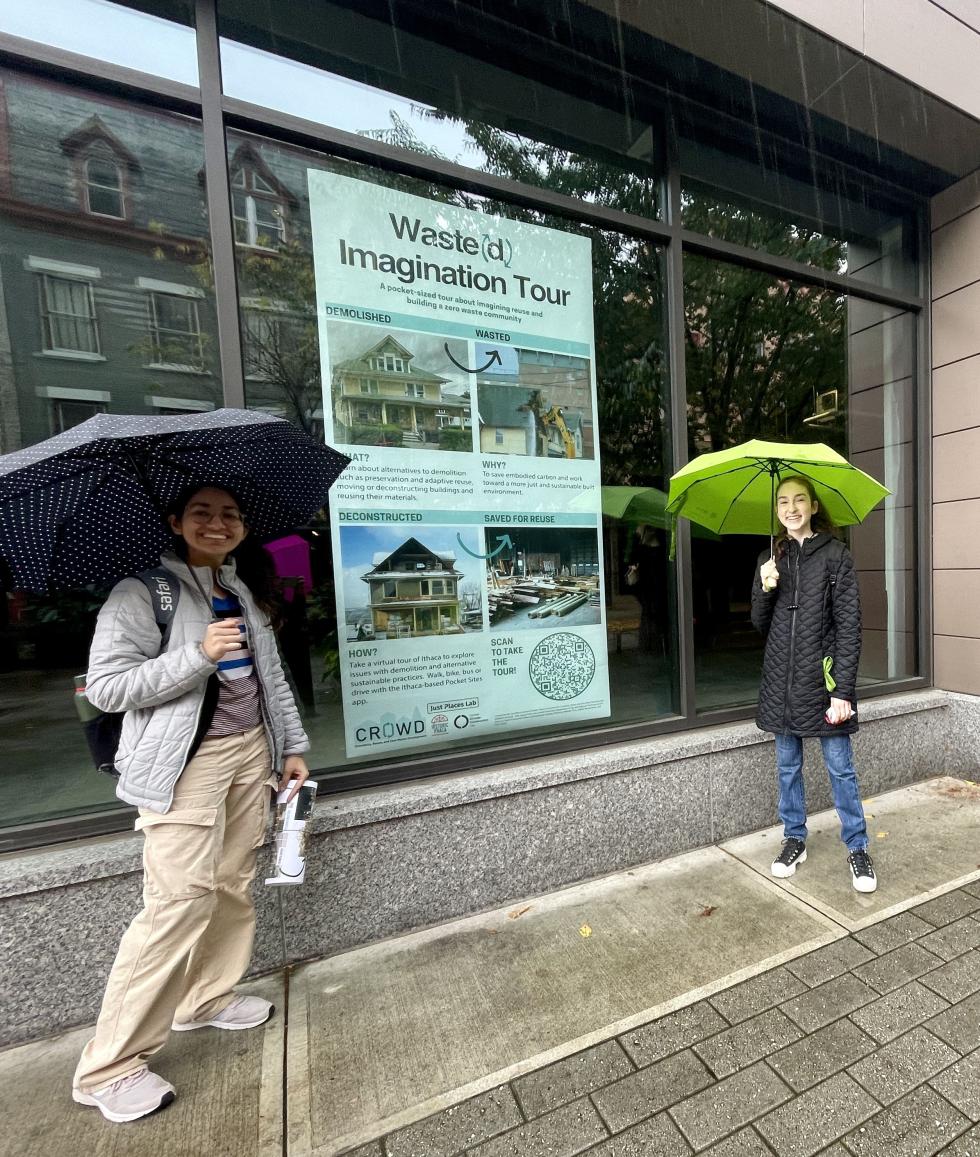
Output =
[{"x1": 429, "y1": 713, "x2": 472, "y2": 735}]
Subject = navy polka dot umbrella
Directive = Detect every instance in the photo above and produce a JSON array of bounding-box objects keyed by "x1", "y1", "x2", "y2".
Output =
[{"x1": 0, "y1": 409, "x2": 350, "y2": 591}]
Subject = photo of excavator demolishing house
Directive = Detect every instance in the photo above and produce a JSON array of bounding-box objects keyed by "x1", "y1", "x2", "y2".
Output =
[{"x1": 475, "y1": 347, "x2": 594, "y2": 460}]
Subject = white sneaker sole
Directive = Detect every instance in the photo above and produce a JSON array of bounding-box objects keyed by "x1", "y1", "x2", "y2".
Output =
[
  {"x1": 852, "y1": 875, "x2": 878, "y2": 893},
  {"x1": 72, "y1": 1086, "x2": 175, "y2": 1123},
  {"x1": 771, "y1": 849, "x2": 807, "y2": 878}
]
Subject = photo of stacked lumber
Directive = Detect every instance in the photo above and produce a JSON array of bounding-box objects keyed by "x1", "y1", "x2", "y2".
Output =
[{"x1": 485, "y1": 525, "x2": 603, "y2": 630}]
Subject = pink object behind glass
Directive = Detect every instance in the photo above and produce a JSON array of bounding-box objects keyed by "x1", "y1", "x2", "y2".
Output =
[{"x1": 263, "y1": 534, "x2": 313, "y2": 602}]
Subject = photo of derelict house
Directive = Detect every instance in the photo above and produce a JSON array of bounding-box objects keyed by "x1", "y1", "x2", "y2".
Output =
[
  {"x1": 340, "y1": 525, "x2": 484, "y2": 640},
  {"x1": 327, "y1": 322, "x2": 473, "y2": 451},
  {"x1": 486, "y1": 525, "x2": 602, "y2": 629},
  {"x1": 476, "y1": 346, "x2": 594, "y2": 460}
]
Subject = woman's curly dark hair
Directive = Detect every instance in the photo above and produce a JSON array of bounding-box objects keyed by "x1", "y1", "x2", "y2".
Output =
[{"x1": 165, "y1": 483, "x2": 282, "y2": 627}]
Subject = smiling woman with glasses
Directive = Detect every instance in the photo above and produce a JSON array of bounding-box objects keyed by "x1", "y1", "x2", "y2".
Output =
[{"x1": 72, "y1": 481, "x2": 310, "y2": 1124}]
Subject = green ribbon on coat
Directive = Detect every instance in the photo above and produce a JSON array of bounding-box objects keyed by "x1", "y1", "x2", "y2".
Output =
[{"x1": 822, "y1": 655, "x2": 837, "y2": 693}]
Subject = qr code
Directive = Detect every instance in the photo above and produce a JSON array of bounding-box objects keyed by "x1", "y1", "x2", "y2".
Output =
[{"x1": 528, "y1": 632, "x2": 596, "y2": 701}]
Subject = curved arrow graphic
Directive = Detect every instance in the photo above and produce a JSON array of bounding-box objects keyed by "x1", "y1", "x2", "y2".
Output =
[
  {"x1": 445, "y1": 343, "x2": 503, "y2": 375},
  {"x1": 457, "y1": 532, "x2": 513, "y2": 560}
]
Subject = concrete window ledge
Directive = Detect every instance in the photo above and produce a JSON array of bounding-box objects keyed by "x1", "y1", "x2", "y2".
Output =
[
  {"x1": 0, "y1": 687, "x2": 970, "y2": 905},
  {"x1": 1, "y1": 687, "x2": 977, "y2": 1047}
]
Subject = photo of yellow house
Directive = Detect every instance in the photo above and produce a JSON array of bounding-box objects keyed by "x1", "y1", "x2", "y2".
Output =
[
  {"x1": 477, "y1": 384, "x2": 586, "y2": 459},
  {"x1": 362, "y1": 536, "x2": 467, "y2": 638},
  {"x1": 330, "y1": 331, "x2": 471, "y2": 449}
]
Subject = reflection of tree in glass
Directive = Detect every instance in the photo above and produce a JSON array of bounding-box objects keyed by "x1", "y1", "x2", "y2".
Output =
[{"x1": 682, "y1": 195, "x2": 847, "y2": 456}]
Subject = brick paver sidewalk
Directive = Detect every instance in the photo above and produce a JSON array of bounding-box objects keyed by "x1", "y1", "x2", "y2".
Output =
[{"x1": 353, "y1": 882, "x2": 980, "y2": 1157}]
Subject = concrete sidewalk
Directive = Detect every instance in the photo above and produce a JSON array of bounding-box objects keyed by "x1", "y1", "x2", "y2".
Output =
[{"x1": 2, "y1": 776, "x2": 979, "y2": 1157}]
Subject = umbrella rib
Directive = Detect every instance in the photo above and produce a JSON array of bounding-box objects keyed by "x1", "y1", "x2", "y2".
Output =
[
  {"x1": 787, "y1": 465, "x2": 863, "y2": 522},
  {"x1": 717, "y1": 465, "x2": 768, "y2": 533}
]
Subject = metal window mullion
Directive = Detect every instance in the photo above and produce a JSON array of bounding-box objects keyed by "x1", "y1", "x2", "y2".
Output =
[
  {"x1": 665, "y1": 163, "x2": 696, "y2": 723},
  {"x1": 195, "y1": 0, "x2": 245, "y2": 408},
  {"x1": 916, "y1": 206, "x2": 933, "y2": 686}
]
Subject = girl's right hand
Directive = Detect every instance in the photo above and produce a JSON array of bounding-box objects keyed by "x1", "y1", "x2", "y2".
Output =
[
  {"x1": 760, "y1": 559, "x2": 779, "y2": 591},
  {"x1": 201, "y1": 618, "x2": 245, "y2": 662}
]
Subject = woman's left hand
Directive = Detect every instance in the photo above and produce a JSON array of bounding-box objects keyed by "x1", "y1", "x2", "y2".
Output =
[
  {"x1": 826, "y1": 697, "x2": 854, "y2": 725},
  {"x1": 279, "y1": 754, "x2": 310, "y2": 802}
]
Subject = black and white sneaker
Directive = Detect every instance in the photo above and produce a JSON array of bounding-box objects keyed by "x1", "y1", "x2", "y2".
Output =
[
  {"x1": 848, "y1": 849, "x2": 877, "y2": 893},
  {"x1": 771, "y1": 838, "x2": 807, "y2": 878}
]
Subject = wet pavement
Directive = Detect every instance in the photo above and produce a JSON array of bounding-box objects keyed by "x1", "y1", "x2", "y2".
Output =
[{"x1": 2, "y1": 776, "x2": 978, "y2": 1157}]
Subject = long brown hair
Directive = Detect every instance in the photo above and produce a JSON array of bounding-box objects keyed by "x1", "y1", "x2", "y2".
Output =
[{"x1": 773, "y1": 475, "x2": 836, "y2": 561}]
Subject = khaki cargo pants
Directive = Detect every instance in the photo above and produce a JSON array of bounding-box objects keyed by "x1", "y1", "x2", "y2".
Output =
[{"x1": 74, "y1": 725, "x2": 276, "y2": 1092}]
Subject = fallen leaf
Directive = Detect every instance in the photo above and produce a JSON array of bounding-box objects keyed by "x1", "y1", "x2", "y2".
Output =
[
  {"x1": 699, "y1": 905, "x2": 718, "y2": 917},
  {"x1": 876, "y1": 831, "x2": 889, "y2": 839},
  {"x1": 579, "y1": 924, "x2": 592, "y2": 937},
  {"x1": 507, "y1": 905, "x2": 532, "y2": 920}
]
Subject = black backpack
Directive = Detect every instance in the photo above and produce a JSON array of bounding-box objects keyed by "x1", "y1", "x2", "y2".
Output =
[{"x1": 73, "y1": 568, "x2": 179, "y2": 777}]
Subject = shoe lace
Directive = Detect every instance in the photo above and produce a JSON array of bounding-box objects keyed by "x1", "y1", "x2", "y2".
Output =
[
  {"x1": 776, "y1": 839, "x2": 803, "y2": 864},
  {"x1": 849, "y1": 849, "x2": 874, "y2": 874},
  {"x1": 107, "y1": 1068, "x2": 148, "y2": 1094}
]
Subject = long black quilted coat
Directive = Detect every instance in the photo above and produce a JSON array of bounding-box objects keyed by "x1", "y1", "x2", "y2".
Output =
[{"x1": 751, "y1": 532, "x2": 862, "y2": 737}]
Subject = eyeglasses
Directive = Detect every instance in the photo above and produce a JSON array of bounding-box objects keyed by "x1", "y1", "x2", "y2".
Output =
[{"x1": 185, "y1": 508, "x2": 244, "y2": 525}]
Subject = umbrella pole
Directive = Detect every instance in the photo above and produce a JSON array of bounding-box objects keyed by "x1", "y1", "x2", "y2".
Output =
[{"x1": 770, "y1": 466, "x2": 775, "y2": 561}]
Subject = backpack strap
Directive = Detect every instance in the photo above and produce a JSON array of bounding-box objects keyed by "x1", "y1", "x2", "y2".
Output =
[{"x1": 136, "y1": 567, "x2": 179, "y2": 651}]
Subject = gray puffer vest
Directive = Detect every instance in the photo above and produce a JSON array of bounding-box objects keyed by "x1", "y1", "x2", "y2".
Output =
[{"x1": 86, "y1": 552, "x2": 310, "y2": 814}]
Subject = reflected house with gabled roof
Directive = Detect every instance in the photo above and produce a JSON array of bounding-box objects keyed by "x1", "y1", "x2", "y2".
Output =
[
  {"x1": 332, "y1": 334, "x2": 470, "y2": 447},
  {"x1": 362, "y1": 537, "x2": 465, "y2": 637}
]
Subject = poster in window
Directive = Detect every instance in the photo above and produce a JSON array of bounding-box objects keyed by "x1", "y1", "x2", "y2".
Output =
[{"x1": 308, "y1": 170, "x2": 609, "y2": 757}]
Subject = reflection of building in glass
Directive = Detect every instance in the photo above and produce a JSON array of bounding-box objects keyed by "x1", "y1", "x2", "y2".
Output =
[
  {"x1": 478, "y1": 384, "x2": 585, "y2": 458},
  {"x1": 333, "y1": 335, "x2": 470, "y2": 447},
  {"x1": 362, "y1": 537, "x2": 465, "y2": 637}
]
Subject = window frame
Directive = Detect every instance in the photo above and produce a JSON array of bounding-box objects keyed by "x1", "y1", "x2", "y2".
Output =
[
  {"x1": 0, "y1": 15, "x2": 934, "y2": 852},
  {"x1": 231, "y1": 164, "x2": 287, "y2": 249},
  {"x1": 82, "y1": 151, "x2": 126, "y2": 219},
  {"x1": 36, "y1": 272, "x2": 101, "y2": 355},
  {"x1": 147, "y1": 290, "x2": 205, "y2": 370}
]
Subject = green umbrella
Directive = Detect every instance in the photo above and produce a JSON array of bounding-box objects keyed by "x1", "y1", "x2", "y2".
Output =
[
  {"x1": 666, "y1": 439, "x2": 890, "y2": 553},
  {"x1": 601, "y1": 486, "x2": 719, "y2": 539}
]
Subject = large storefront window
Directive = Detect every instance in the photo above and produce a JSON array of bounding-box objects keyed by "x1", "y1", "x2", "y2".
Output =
[
  {"x1": 0, "y1": 4, "x2": 932, "y2": 844},
  {"x1": 683, "y1": 252, "x2": 918, "y2": 711},
  {"x1": 0, "y1": 69, "x2": 218, "y2": 828},
  {"x1": 227, "y1": 128, "x2": 676, "y2": 776}
]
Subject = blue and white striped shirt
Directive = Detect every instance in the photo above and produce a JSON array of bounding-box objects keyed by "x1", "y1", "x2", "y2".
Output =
[{"x1": 206, "y1": 591, "x2": 262, "y2": 736}]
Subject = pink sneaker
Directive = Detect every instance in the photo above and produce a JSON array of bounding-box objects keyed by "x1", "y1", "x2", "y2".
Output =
[
  {"x1": 73, "y1": 1067, "x2": 175, "y2": 1122},
  {"x1": 172, "y1": 994, "x2": 274, "y2": 1032}
]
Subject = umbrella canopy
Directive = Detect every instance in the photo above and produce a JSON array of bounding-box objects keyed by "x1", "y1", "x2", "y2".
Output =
[
  {"x1": 0, "y1": 409, "x2": 350, "y2": 591},
  {"x1": 601, "y1": 486, "x2": 718, "y2": 539},
  {"x1": 666, "y1": 439, "x2": 890, "y2": 540}
]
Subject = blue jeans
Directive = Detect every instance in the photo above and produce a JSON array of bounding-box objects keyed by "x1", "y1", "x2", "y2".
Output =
[{"x1": 774, "y1": 734, "x2": 869, "y2": 852}]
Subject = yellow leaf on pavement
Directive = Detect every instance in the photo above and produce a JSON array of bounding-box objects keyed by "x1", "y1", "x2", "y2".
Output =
[{"x1": 579, "y1": 924, "x2": 592, "y2": 938}]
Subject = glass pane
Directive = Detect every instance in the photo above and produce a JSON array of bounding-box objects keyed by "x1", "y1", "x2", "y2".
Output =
[
  {"x1": 682, "y1": 171, "x2": 916, "y2": 294},
  {"x1": 86, "y1": 185, "x2": 124, "y2": 218},
  {"x1": 0, "y1": 67, "x2": 220, "y2": 832},
  {"x1": 85, "y1": 157, "x2": 121, "y2": 189},
  {"x1": 683, "y1": 253, "x2": 917, "y2": 711},
  {"x1": 218, "y1": 2, "x2": 663, "y2": 218},
  {"x1": 154, "y1": 294, "x2": 196, "y2": 334},
  {"x1": 228, "y1": 128, "x2": 674, "y2": 781},
  {"x1": 0, "y1": 0, "x2": 198, "y2": 86}
]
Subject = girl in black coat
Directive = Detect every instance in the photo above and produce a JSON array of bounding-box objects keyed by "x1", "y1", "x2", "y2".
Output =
[{"x1": 750, "y1": 476, "x2": 877, "y2": 893}]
